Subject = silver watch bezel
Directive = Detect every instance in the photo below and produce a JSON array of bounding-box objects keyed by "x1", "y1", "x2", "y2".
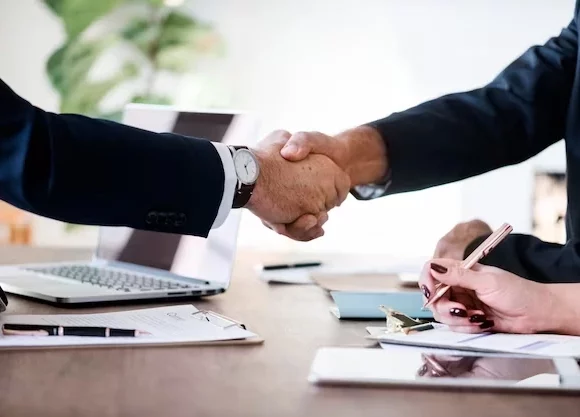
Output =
[{"x1": 232, "y1": 148, "x2": 260, "y2": 185}]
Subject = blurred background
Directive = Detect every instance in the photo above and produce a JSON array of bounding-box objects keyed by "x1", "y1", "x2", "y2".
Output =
[{"x1": 0, "y1": 0, "x2": 573, "y2": 257}]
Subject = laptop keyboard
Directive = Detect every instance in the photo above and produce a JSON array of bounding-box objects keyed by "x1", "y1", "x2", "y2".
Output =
[{"x1": 23, "y1": 265, "x2": 196, "y2": 293}]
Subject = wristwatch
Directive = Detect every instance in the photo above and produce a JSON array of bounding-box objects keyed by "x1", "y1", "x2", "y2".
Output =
[{"x1": 228, "y1": 146, "x2": 260, "y2": 208}]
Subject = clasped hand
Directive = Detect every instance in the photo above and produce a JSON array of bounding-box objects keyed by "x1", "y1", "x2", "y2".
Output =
[{"x1": 246, "y1": 130, "x2": 350, "y2": 241}]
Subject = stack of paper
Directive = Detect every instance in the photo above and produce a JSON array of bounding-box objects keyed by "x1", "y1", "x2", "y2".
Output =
[{"x1": 367, "y1": 325, "x2": 580, "y2": 357}]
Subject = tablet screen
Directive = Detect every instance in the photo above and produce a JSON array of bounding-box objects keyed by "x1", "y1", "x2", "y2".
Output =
[{"x1": 309, "y1": 347, "x2": 580, "y2": 390}]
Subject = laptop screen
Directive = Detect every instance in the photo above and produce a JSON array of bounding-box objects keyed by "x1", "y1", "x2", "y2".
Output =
[{"x1": 95, "y1": 106, "x2": 255, "y2": 286}]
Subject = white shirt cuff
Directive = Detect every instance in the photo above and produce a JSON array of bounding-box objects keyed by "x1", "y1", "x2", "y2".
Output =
[{"x1": 210, "y1": 142, "x2": 236, "y2": 229}]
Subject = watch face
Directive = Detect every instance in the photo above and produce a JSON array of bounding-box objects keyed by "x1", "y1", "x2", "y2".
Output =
[{"x1": 233, "y1": 149, "x2": 259, "y2": 184}]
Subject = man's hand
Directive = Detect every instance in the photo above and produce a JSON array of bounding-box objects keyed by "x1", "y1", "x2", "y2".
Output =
[
  {"x1": 433, "y1": 219, "x2": 492, "y2": 260},
  {"x1": 246, "y1": 130, "x2": 350, "y2": 241},
  {"x1": 271, "y1": 126, "x2": 388, "y2": 240},
  {"x1": 280, "y1": 126, "x2": 388, "y2": 187}
]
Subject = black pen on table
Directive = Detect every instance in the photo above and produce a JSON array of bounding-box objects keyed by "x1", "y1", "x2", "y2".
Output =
[
  {"x1": 262, "y1": 261, "x2": 322, "y2": 271},
  {"x1": 1, "y1": 324, "x2": 150, "y2": 337}
]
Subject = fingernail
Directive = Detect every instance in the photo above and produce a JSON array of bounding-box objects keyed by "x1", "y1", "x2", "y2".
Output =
[
  {"x1": 417, "y1": 364, "x2": 428, "y2": 376},
  {"x1": 305, "y1": 218, "x2": 317, "y2": 230},
  {"x1": 420, "y1": 285, "x2": 431, "y2": 299},
  {"x1": 282, "y1": 144, "x2": 297, "y2": 155},
  {"x1": 469, "y1": 314, "x2": 486, "y2": 323},
  {"x1": 449, "y1": 308, "x2": 467, "y2": 318},
  {"x1": 430, "y1": 263, "x2": 448, "y2": 274},
  {"x1": 480, "y1": 320, "x2": 495, "y2": 329}
]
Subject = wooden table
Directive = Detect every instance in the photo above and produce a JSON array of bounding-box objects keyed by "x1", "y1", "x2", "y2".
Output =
[{"x1": 0, "y1": 247, "x2": 578, "y2": 417}]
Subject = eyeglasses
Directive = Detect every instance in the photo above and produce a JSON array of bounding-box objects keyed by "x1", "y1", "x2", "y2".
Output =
[{"x1": 0, "y1": 285, "x2": 7, "y2": 313}]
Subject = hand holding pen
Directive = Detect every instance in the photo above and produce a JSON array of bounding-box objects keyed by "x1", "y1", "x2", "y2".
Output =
[
  {"x1": 418, "y1": 222, "x2": 567, "y2": 334},
  {"x1": 419, "y1": 224, "x2": 546, "y2": 333}
]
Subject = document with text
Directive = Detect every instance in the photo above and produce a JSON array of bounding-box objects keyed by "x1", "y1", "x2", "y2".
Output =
[{"x1": 0, "y1": 305, "x2": 260, "y2": 349}]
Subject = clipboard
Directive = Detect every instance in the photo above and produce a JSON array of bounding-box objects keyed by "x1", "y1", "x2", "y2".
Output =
[{"x1": 0, "y1": 305, "x2": 263, "y2": 351}]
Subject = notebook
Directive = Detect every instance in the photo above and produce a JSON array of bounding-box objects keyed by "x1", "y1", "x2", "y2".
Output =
[
  {"x1": 0, "y1": 305, "x2": 262, "y2": 350},
  {"x1": 330, "y1": 291, "x2": 432, "y2": 319}
]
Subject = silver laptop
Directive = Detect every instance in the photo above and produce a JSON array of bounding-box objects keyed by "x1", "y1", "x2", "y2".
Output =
[{"x1": 0, "y1": 105, "x2": 259, "y2": 305}]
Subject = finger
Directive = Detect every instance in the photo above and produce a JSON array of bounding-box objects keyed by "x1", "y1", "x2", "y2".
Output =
[
  {"x1": 286, "y1": 227, "x2": 325, "y2": 242},
  {"x1": 282, "y1": 215, "x2": 325, "y2": 241},
  {"x1": 427, "y1": 259, "x2": 496, "y2": 292},
  {"x1": 334, "y1": 169, "x2": 351, "y2": 206},
  {"x1": 323, "y1": 179, "x2": 339, "y2": 211},
  {"x1": 433, "y1": 299, "x2": 488, "y2": 327},
  {"x1": 281, "y1": 131, "x2": 335, "y2": 162},
  {"x1": 270, "y1": 223, "x2": 287, "y2": 235},
  {"x1": 262, "y1": 220, "x2": 286, "y2": 235},
  {"x1": 418, "y1": 262, "x2": 442, "y2": 304},
  {"x1": 286, "y1": 214, "x2": 318, "y2": 231},
  {"x1": 450, "y1": 290, "x2": 478, "y2": 309},
  {"x1": 431, "y1": 298, "x2": 472, "y2": 326},
  {"x1": 448, "y1": 321, "x2": 494, "y2": 334},
  {"x1": 317, "y1": 212, "x2": 329, "y2": 227}
]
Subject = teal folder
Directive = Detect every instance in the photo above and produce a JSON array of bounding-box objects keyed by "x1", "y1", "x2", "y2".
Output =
[{"x1": 329, "y1": 291, "x2": 433, "y2": 320}]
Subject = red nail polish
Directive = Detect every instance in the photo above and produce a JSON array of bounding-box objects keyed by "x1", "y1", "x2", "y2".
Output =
[
  {"x1": 480, "y1": 320, "x2": 495, "y2": 329},
  {"x1": 430, "y1": 263, "x2": 448, "y2": 274},
  {"x1": 420, "y1": 285, "x2": 431, "y2": 299},
  {"x1": 449, "y1": 308, "x2": 467, "y2": 317},
  {"x1": 469, "y1": 314, "x2": 486, "y2": 323}
]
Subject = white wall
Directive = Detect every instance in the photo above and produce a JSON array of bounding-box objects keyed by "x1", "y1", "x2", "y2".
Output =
[
  {"x1": 0, "y1": 0, "x2": 575, "y2": 255},
  {"x1": 185, "y1": 0, "x2": 574, "y2": 255}
]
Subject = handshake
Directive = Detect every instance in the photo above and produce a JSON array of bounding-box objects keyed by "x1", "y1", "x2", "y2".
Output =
[{"x1": 244, "y1": 127, "x2": 387, "y2": 241}]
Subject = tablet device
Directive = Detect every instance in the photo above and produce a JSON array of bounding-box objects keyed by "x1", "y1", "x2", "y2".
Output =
[{"x1": 308, "y1": 347, "x2": 580, "y2": 392}]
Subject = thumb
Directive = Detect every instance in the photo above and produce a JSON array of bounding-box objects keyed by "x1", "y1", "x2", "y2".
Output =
[
  {"x1": 428, "y1": 258, "x2": 494, "y2": 292},
  {"x1": 281, "y1": 131, "x2": 336, "y2": 162}
]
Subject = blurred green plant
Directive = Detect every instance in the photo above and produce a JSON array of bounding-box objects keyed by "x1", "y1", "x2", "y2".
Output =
[
  {"x1": 42, "y1": 0, "x2": 224, "y2": 232},
  {"x1": 43, "y1": 0, "x2": 223, "y2": 120}
]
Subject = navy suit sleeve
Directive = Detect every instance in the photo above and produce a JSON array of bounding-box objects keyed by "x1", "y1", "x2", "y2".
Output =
[
  {"x1": 369, "y1": 18, "x2": 578, "y2": 195},
  {"x1": 0, "y1": 79, "x2": 225, "y2": 237},
  {"x1": 367, "y1": 17, "x2": 580, "y2": 283},
  {"x1": 464, "y1": 234, "x2": 580, "y2": 284}
]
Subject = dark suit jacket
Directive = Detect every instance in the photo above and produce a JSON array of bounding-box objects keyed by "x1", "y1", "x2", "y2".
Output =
[
  {"x1": 0, "y1": 79, "x2": 225, "y2": 237},
  {"x1": 370, "y1": 3, "x2": 580, "y2": 283}
]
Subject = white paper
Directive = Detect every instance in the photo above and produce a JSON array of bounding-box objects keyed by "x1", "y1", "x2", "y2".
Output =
[
  {"x1": 314, "y1": 257, "x2": 427, "y2": 276},
  {"x1": 369, "y1": 325, "x2": 580, "y2": 358},
  {"x1": 257, "y1": 256, "x2": 426, "y2": 285},
  {"x1": 0, "y1": 305, "x2": 257, "y2": 348}
]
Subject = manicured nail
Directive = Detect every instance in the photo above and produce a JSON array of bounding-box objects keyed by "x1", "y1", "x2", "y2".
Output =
[
  {"x1": 480, "y1": 320, "x2": 495, "y2": 329},
  {"x1": 469, "y1": 314, "x2": 486, "y2": 323},
  {"x1": 430, "y1": 263, "x2": 448, "y2": 274},
  {"x1": 417, "y1": 364, "x2": 428, "y2": 376},
  {"x1": 449, "y1": 308, "x2": 467, "y2": 318},
  {"x1": 420, "y1": 285, "x2": 431, "y2": 299},
  {"x1": 282, "y1": 144, "x2": 297, "y2": 155}
]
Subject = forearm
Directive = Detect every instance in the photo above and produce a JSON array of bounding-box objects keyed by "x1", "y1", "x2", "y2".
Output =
[
  {"x1": 334, "y1": 125, "x2": 388, "y2": 186},
  {"x1": 361, "y1": 19, "x2": 577, "y2": 195},
  {"x1": 545, "y1": 284, "x2": 580, "y2": 335},
  {"x1": 0, "y1": 80, "x2": 225, "y2": 237},
  {"x1": 466, "y1": 234, "x2": 580, "y2": 284}
]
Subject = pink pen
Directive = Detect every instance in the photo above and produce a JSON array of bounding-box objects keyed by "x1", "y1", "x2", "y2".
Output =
[{"x1": 423, "y1": 222, "x2": 513, "y2": 309}]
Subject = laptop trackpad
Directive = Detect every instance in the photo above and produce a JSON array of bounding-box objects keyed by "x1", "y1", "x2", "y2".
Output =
[{"x1": 0, "y1": 274, "x2": 120, "y2": 297}]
